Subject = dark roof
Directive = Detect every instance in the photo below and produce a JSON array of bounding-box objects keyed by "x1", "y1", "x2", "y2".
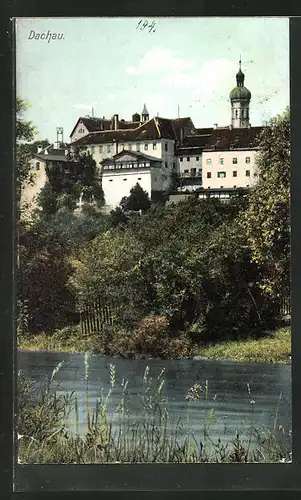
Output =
[
  {"x1": 71, "y1": 117, "x2": 178, "y2": 145},
  {"x1": 203, "y1": 126, "x2": 264, "y2": 151},
  {"x1": 102, "y1": 150, "x2": 161, "y2": 164},
  {"x1": 70, "y1": 116, "x2": 141, "y2": 137},
  {"x1": 171, "y1": 117, "x2": 197, "y2": 142},
  {"x1": 195, "y1": 127, "x2": 214, "y2": 135},
  {"x1": 33, "y1": 153, "x2": 68, "y2": 162}
]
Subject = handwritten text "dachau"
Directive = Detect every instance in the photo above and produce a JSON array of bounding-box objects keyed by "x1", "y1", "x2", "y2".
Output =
[{"x1": 28, "y1": 30, "x2": 65, "y2": 43}]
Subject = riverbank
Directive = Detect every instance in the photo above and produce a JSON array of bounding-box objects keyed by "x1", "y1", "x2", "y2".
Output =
[
  {"x1": 194, "y1": 327, "x2": 291, "y2": 364},
  {"x1": 18, "y1": 326, "x2": 291, "y2": 364}
]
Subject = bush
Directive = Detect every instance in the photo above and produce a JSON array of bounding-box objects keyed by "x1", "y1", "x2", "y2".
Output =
[{"x1": 105, "y1": 316, "x2": 192, "y2": 359}]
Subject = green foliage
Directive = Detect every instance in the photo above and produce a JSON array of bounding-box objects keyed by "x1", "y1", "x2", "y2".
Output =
[
  {"x1": 242, "y1": 109, "x2": 290, "y2": 298},
  {"x1": 36, "y1": 182, "x2": 58, "y2": 216},
  {"x1": 18, "y1": 221, "x2": 75, "y2": 332},
  {"x1": 16, "y1": 97, "x2": 37, "y2": 195},
  {"x1": 120, "y1": 183, "x2": 151, "y2": 212}
]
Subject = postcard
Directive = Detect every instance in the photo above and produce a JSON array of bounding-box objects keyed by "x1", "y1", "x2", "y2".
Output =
[{"x1": 14, "y1": 16, "x2": 291, "y2": 482}]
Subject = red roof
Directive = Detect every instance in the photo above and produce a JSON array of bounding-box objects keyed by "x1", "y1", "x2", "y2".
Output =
[{"x1": 203, "y1": 126, "x2": 264, "y2": 151}]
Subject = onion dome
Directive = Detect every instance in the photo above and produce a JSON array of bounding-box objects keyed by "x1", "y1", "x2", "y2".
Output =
[{"x1": 230, "y1": 60, "x2": 251, "y2": 101}]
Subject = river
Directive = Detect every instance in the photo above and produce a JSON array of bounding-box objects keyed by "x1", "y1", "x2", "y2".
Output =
[{"x1": 18, "y1": 350, "x2": 291, "y2": 446}]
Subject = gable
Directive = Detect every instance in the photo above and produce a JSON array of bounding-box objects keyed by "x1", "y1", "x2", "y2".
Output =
[
  {"x1": 115, "y1": 152, "x2": 138, "y2": 162},
  {"x1": 70, "y1": 120, "x2": 89, "y2": 142}
]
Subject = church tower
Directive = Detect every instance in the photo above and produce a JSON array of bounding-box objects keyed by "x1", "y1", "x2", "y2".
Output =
[
  {"x1": 141, "y1": 103, "x2": 149, "y2": 122},
  {"x1": 230, "y1": 59, "x2": 251, "y2": 128}
]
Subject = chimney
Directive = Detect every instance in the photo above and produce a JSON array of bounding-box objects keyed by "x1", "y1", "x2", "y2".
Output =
[
  {"x1": 113, "y1": 114, "x2": 119, "y2": 130},
  {"x1": 214, "y1": 123, "x2": 218, "y2": 129},
  {"x1": 37, "y1": 144, "x2": 43, "y2": 154},
  {"x1": 180, "y1": 128, "x2": 184, "y2": 144}
]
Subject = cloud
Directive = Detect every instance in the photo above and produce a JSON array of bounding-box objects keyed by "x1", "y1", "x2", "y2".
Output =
[
  {"x1": 162, "y1": 59, "x2": 237, "y2": 97},
  {"x1": 126, "y1": 47, "x2": 196, "y2": 75}
]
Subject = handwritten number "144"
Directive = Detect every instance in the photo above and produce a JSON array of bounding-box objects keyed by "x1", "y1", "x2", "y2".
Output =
[{"x1": 136, "y1": 20, "x2": 156, "y2": 33}]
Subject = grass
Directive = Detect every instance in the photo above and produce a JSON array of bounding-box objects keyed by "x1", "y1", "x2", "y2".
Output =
[
  {"x1": 195, "y1": 327, "x2": 291, "y2": 364},
  {"x1": 18, "y1": 325, "x2": 291, "y2": 364},
  {"x1": 17, "y1": 325, "x2": 103, "y2": 354},
  {"x1": 17, "y1": 359, "x2": 292, "y2": 464}
]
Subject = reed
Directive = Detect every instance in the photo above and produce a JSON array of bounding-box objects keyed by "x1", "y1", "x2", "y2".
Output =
[{"x1": 17, "y1": 363, "x2": 292, "y2": 464}]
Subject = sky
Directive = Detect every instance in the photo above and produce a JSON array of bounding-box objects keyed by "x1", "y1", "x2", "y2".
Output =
[{"x1": 16, "y1": 17, "x2": 289, "y2": 143}]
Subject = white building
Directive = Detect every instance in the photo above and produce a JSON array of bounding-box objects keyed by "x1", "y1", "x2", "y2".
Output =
[
  {"x1": 71, "y1": 114, "x2": 196, "y2": 209},
  {"x1": 202, "y1": 127, "x2": 262, "y2": 190},
  {"x1": 21, "y1": 143, "x2": 69, "y2": 215}
]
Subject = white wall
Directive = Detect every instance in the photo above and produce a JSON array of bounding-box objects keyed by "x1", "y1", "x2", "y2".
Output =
[
  {"x1": 178, "y1": 153, "x2": 202, "y2": 177},
  {"x1": 202, "y1": 149, "x2": 258, "y2": 189},
  {"x1": 231, "y1": 101, "x2": 250, "y2": 129},
  {"x1": 21, "y1": 158, "x2": 48, "y2": 211},
  {"x1": 70, "y1": 121, "x2": 90, "y2": 142},
  {"x1": 86, "y1": 138, "x2": 176, "y2": 191},
  {"x1": 102, "y1": 169, "x2": 152, "y2": 208}
]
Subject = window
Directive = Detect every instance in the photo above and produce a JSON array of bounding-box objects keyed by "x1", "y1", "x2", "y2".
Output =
[
  {"x1": 187, "y1": 157, "x2": 190, "y2": 162},
  {"x1": 138, "y1": 177, "x2": 141, "y2": 180},
  {"x1": 107, "y1": 145, "x2": 111, "y2": 153},
  {"x1": 180, "y1": 157, "x2": 183, "y2": 162},
  {"x1": 91, "y1": 146, "x2": 95, "y2": 154},
  {"x1": 144, "y1": 144, "x2": 148, "y2": 151},
  {"x1": 128, "y1": 144, "x2": 132, "y2": 151},
  {"x1": 120, "y1": 144, "x2": 125, "y2": 151},
  {"x1": 245, "y1": 157, "x2": 251, "y2": 163},
  {"x1": 99, "y1": 145, "x2": 103, "y2": 153},
  {"x1": 217, "y1": 172, "x2": 226, "y2": 178},
  {"x1": 206, "y1": 158, "x2": 212, "y2": 165},
  {"x1": 136, "y1": 143, "x2": 140, "y2": 152},
  {"x1": 219, "y1": 158, "x2": 224, "y2": 165},
  {"x1": 220, "y1": 186, "x2": 224, "y2": 189},
  {"x1": 153, "y1": 143, "x2": 157, "y2": 150},
  {"x1": 207, "y1": 172, "x2": 211, "y2": 178},
  {"x1": 254, "y1": 172, "x2": 258, "y2": 177},
  {"x1": 165, "y1": 143, "x2": 168, "y2": 152},
  {"x1": 191, "y1": 168, "x2": 196, "y2": 175},
  {"x1": 165, "y1": 162, "x2": 168, "y2": 168},
  {"x1": 36, "y1": 162, "x2": 40, "y2": 171},
  {"x1": 235, "y1": 110, "x2": 238, "y2": 118},
  {"x1": 109, "y1": 179, "x2": 113, "y2": 182},
  {"x1": 184, "y1": 169, "x2": 189, "y2": 174},
  {"x1": 233, "y1": 157, "x2": 238, "y2": 164},
  {"x1": 233, "y1": 185, "x2": 237, "y2": 188},
  {"x1": 246, "y1": 170, "x2": 250, "y2": 177},
  {"x1": 173, "y1": 162, "x2": 176, "y2": 169},
  {"x1": 196, "y1": 157, "x2": 200, "y2": 161},
  {"x1": 123, "y1": 178, "x2": 127, "y2": 181},
  {"x1": 233, "y1": 171, "x2": 237, "y2": 177}
]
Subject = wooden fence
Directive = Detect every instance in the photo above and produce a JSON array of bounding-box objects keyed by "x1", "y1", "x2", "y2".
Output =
[
  {"x1": 78, "y1": 294, "x2": 291, "y2": 336},
  {"x1": 79, "y1": 296, "x2": 116, "y2": 336}
]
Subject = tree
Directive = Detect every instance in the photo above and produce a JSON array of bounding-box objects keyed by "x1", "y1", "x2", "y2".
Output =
[
  {"x1": 16, "y1": 97, "x2": 37, "y2": 195},
  {"x1": 36, "y1": 182, "x2": 58, "y2": 217},
  {"x1": 120, "y1": 183, "x2": 151, "y2": 212},
  {"x1": 65, "y1": 147, "x2": 105, "y2": 206},
  {"x1": 242, "y1": 109, "x2": 290, "y2": 299}
]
